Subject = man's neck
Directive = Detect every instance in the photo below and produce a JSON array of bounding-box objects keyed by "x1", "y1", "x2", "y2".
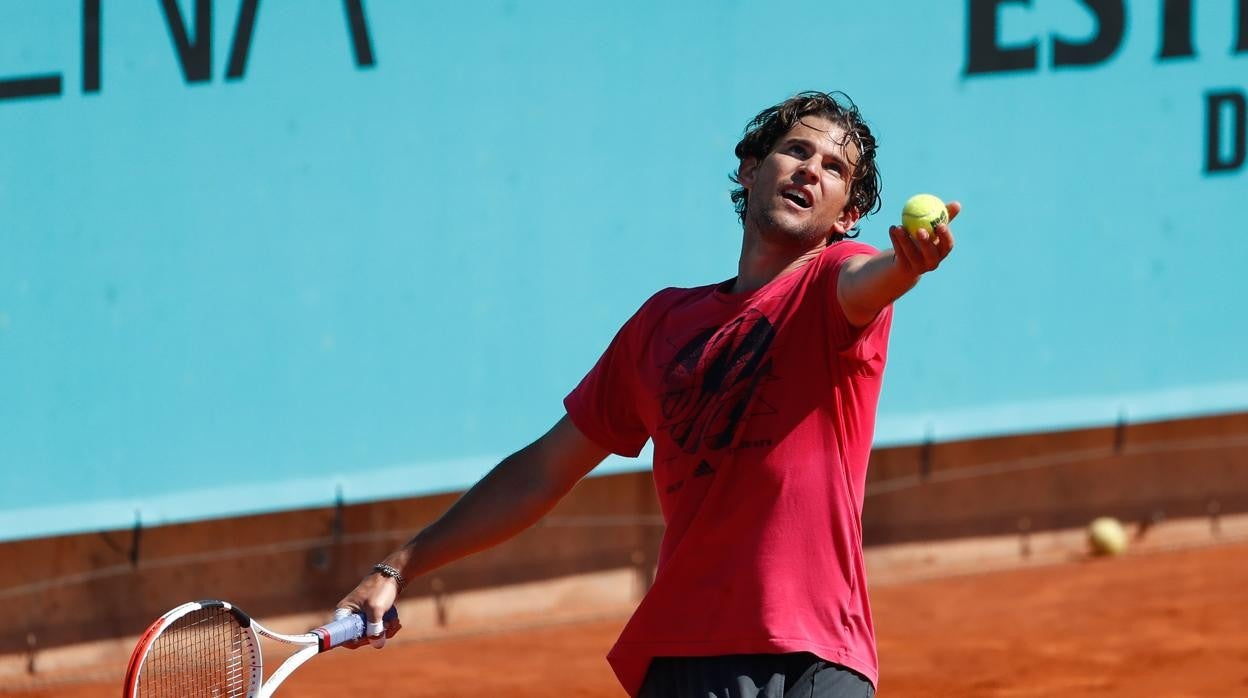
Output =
[{"x1": 731, "y1": 229, "x2": 828, "y2": 294}]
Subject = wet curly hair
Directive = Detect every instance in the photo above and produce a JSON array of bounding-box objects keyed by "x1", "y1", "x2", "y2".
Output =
[{"x1": 730, "y1": 91, "x2": 882, "y2": 239}]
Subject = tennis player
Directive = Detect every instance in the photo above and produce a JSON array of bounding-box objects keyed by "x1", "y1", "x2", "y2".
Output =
[{"x1": 335, "y1": 91, "x2": 957, "y2": 698}]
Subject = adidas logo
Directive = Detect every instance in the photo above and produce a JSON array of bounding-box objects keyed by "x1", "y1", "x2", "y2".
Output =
[{"x1": 693, "y1": 460, "x2": 716, "y2": 478}]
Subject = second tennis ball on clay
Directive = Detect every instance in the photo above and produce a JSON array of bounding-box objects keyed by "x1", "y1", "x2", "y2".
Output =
[
  {"x1": 1087, "y1": 516, "x2": 1129, "y2": 556},
  {"x1": 901, "y1": 194, "x2": 948, "y2": 238}
]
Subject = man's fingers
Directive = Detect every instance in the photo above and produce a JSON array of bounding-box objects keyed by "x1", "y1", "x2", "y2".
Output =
[
  {"x1": 933, "y1": 224, "x2": 956, "y2": 259},
  {"x1": 366, "y1": 606, "x2": 387, "y2": 648},
  {"x1": 946, "y1": 200, "x2": 962, "y2": 222},
  {"x1": 894, "y1": 223, "x2": 950, "y2": 274},
  {"x1": 915, "y1": 229, "x2": 942, "y2": 268},
  {"x1": 893, "y1": 229, "x2": 923, "y2": 273},
  {"x1": 333, "y1": 578, "x2": 401, "y2": 650},
  {"x1": 889, "y1": 226, "x2": 920, "y2": 274},
  {"x1": 365, "y1": 604, "x2": 401, "y2": 649}
]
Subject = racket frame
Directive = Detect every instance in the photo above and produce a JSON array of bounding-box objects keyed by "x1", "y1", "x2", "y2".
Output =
[
  {"x1": 123, "y1": 599, "x2": 376, "y2": 697},
  {"x1": 123, "y1": 599, "x2": 263, "y2": 697}
]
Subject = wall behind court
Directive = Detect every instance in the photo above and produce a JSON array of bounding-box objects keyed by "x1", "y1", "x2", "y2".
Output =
[{"x1": 2, "y1": 0, "x2": 1245, "y2": 541}]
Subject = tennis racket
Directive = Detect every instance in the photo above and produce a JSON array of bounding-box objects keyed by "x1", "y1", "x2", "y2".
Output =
[{"x1": 123, "y1": 599, "x2": 398, "y2": 697}]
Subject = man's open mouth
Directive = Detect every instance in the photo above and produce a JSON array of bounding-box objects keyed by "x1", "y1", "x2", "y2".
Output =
[{"x1": 781, "y1": 188, "x2": 812, "y2": 208}]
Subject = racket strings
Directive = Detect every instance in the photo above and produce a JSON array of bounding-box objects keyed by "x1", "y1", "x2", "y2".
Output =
[{"x1": 139, "y1": 606, "x2": 255, "y2": 697}]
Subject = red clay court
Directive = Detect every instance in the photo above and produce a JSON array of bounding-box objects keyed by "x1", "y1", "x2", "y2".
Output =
[{"x1": 9, "y1": 534, "x2": 1246, "y2": 698}]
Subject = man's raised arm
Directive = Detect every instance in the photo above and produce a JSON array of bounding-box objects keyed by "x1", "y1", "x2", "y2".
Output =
[{"x1": 837, "y1": 200, "x2": 960, "y2": 328}]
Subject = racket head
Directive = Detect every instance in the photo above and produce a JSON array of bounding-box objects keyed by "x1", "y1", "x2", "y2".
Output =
[{"x1": 123, "y1": 600, "x2": 263, "y2": 698}]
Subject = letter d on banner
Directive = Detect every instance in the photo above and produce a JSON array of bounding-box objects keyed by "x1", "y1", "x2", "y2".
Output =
[{"x1": 1206, "y1": 90, "x2": 1246, "y2": 174}]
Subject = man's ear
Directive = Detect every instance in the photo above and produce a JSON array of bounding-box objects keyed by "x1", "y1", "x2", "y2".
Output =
[
  {"x1": 737, "y1": 157, "x2": 758, "y2": 188},
  {"x1": 831, "y1": 206, "x2": 861, "y2": 235}
]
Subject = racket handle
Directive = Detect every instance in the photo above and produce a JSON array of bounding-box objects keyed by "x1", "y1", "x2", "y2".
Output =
[{"x1": 313, "y1": 606, "x2": 398, "y2": 652}]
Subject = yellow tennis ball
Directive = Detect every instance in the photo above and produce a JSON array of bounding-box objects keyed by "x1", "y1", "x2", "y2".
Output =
[
  {"x1": 901, "y1": 194, "x2": 949, "y2": 237},
  {"x1": 1087, "y1": 516, "x2": 1128, "y2": 556}
]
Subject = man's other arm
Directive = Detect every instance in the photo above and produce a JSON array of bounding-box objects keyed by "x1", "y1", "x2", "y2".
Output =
[{"x1": 335, "y1": 414, "x2": 610, "y2": 630}]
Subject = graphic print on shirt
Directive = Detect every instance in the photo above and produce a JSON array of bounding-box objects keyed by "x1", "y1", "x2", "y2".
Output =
[{"x1": 657, "y1": 308, "x2": 778, "y2": 489}]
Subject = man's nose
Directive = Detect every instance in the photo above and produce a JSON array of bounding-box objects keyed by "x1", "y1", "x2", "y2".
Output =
[{"x1": 795, "y1": 158, "x2": 819, "y2": 182}]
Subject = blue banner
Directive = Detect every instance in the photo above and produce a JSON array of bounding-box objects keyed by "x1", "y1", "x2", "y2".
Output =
[{"x1": 2, "y1": 0, "x2": 1244, "y2": 540}]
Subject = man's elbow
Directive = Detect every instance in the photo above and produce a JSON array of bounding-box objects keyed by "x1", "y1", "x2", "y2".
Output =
[{"x1": 841, "y1": 299, "x2": 883, "y2": 328}]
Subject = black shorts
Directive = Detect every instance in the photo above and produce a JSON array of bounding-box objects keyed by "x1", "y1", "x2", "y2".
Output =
[{"x1": 637, "y1": 652, "x2": 875, "y2": 698}]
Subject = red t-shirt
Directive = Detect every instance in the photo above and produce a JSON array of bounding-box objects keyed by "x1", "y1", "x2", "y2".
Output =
[{"x1": 564, "y1": 241, "x2": 891, "y2": 696}]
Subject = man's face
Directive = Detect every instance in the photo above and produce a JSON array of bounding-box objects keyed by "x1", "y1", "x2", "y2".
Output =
[{"x1": 738, "y1": 116, "x2": 861, "y2": 247}]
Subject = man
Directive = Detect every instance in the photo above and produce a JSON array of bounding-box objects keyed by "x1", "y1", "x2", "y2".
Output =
[{"x1": 335, "y1": 91, "x2": 957, "y2": 698}]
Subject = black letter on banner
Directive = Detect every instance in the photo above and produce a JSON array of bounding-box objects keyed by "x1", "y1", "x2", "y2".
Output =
[
  {"x1": 1205, "y1": 91, "x2": 1247, "y2": 174},
  {"x1": 0, "y1": 12, "x2": 63, "y2": 103},
  {"x1": 83, "y1": 0, "x2": 101, "y2": 93},
  {"x1": 343, "y1": 0, "x2": 376, "y2": 67},
  {"x1": 227, "y1": 0, "x2": 261, "y2": 80},
  {"x1": 0, "y1": 75, "x2": 61, "y2": 102},
  {"x1": 1237, "y1": 0, "x2": 1248, "y2": 53},
  {"x1": 1158, "y1": 0, "x2": 1195, "y2": 60},
  {"x1": 1053, "y1": 0, "x2": 1125, "y2": 68},
  {"x1": 965, "y1": 0, "x2": 1037, "y2": 75},
  {"x1": 159, "y1": 0, "x2": 212, "y2": 83}
]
